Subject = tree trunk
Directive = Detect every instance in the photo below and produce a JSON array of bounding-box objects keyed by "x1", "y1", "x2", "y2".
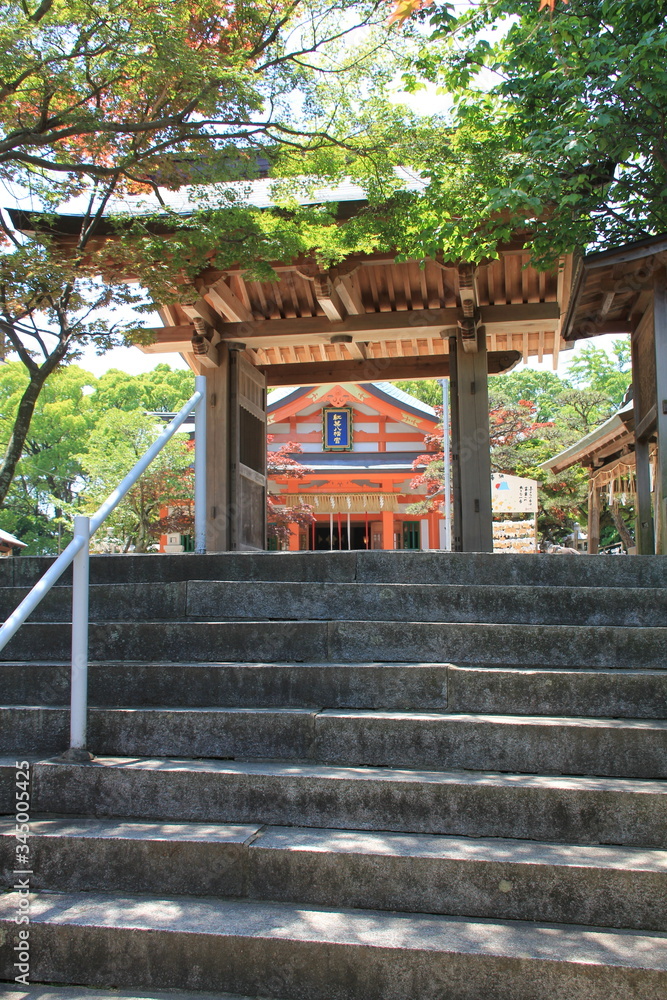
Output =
[
  {"x1": 0, "y1": 371, "x2": 48, "y2": 506},
  {"x1": 611, "y1": 500, "x2": 635, "y2": 552}
]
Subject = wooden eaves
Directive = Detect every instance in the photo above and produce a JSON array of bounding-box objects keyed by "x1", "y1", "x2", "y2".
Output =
[{"x1": 8, "y1": 199, "x2": 575, "y2": 385}]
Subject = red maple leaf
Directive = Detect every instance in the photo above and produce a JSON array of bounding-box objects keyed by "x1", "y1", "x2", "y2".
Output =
[{"x1": 387, "y1": 0, "x2": 433, "y2": 27}]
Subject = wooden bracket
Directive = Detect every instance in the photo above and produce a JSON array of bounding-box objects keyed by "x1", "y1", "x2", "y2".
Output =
[
  {"x1": 190, "y1": 319, "x2": 221, "y2": 368},
  {"x1": 314, "y1": 272, "x2": 345, "y2": 322},
  {"x1": 458, "y1": 264, "x2": 479, "y2": 352}
]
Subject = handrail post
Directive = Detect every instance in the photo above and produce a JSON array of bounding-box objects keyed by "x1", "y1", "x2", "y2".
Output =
[
  {"x1": 64, "y1": 515, "x2": 93, "y2": 761},
  {"x1": 194, "y1": 374, "x2": 207, "y2": 554}
]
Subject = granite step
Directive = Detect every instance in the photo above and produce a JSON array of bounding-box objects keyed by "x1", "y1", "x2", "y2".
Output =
[
  {"x1": 1, "y1": 986, "x2": 285, "y2": 1000},
  {"x1": 30, "y1": 757, "x2": 667, "y2": 847},
  {"x1": 0, "y1": 660, "x2": 449, "y2": 709},
  {"x1": 2, "y1": 579, "x2": 666, "y2": 626},
  {"x1": 1, "y1": 891, "x2": 666, "y2": 999},
  {"x1": 447, "y1": 665, "x2": 667, "y2": 717},
  {"x1": 2, "y1": 619, "x2": 665, "y2": 667},
  {"x1": 1, "y1": 817, "x2": 665, "y2": 931},
  {"x1": 4, "y1": 706, "x2": 667, "y2": 779},
  {"x1": 3, "y1": 661, "x2": 665, "y2": 717},
  {"x1": 186, "y1": 580, "x2": 667, "y2": 626},
  {"x1": 3, "y1": 549, "x2": 666, "y2": 589}
]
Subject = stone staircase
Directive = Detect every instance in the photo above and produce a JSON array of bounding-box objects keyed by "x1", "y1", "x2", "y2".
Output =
[{"x1": 0, "y1": 550, "x2": 666, "y2": 999}]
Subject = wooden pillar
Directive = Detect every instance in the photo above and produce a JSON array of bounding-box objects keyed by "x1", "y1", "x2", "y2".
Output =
[
  {"x1": 635, "y1": 438, "x2": 655, "y2": 554},
  {"x1": 449, "y1": 334, "x2": 462, "y2": 550},
  {"x1": 449, "y1": 330, "x2": 493, "y2": 552},
  {"x1": 587, "y1": 479, "x2": 600, "y2": 555},
  {"x1": 288, "y1": 525, "x2": 300, "y2": 551},
  {"x1": 382, "y1": 510, "x2": 394, "y2": 550},
  {"x1": 204, "y1": 350, "x2": 230, "y2": 552},
  {"x1": 631, "y1": 299, "x2": 656, "y2": 554},
  {"x1": 654, "y1": 269, "x2": 667, "y2": 554},
  {"x1": 229, "y1": 344, "x2": 267, "y2": 551}
]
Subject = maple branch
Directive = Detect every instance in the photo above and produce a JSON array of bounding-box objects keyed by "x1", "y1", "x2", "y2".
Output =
[
  {"x1": 0, "y1": 318, "x2": 40, "y2": 373},
  {"x1": 29, "y1": 0, "x2": 54, "y2": 22}
]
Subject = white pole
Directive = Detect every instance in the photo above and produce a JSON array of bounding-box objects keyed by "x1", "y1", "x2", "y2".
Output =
[
  {"x1": 329, "y1": 513, "x2": 334, "y2": 550},
  {"x1": 69, "y1": 516, "x2": 90, "y2": 756},
  {"x1": 442, "y1": 378, "x2": 452, "y2": 550},
  {"x1": 347, "y1": 512, "x2": 351, "y2": 550},
  {"x1": 0, "y1": 536, "x2": 86, "y2": 652},
  {"x1": 194, "y1": 374, "x2": 207, "y2": 554}
]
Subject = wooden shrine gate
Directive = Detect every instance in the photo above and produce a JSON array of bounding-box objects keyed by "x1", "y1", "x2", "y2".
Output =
[
  {"x1": 141, "y1": 238, "x2": 575, "y2": 552},
  {"x1": 9, "y1": 201, "x2": 577, "y2": 552}
]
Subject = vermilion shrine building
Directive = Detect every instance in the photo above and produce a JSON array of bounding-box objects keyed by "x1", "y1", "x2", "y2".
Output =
[
  {"x1": 159, "y1": 380, "x2": 540, "y2": 554},
  {"x1": 267, "y1": 381, "x2": 442, "y2": 551}
]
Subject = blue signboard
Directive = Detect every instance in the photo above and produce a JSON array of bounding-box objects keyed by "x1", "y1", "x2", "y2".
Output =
[{"x1": 323, "y1": 407, "x2": 353, "y2": 451}]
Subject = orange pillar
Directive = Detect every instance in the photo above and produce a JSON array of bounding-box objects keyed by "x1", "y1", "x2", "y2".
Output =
[
  {"x1": 288, "y1": 524, "x2": 300, "y2": 551},
  {"x1": 382, "y1": 510, "x2": 394, "y2": 550},
  {"x1": 429, "y1": 512, "x2": 440, "y2": 550}
]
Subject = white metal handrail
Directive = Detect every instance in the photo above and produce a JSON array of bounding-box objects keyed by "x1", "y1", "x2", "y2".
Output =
[{"x1": 0, "y1": 374, "x2": 207, "y2": 758}]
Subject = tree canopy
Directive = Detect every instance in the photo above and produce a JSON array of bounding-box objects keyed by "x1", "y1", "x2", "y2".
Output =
[
  {"x1": 80, "y1": 407, "x2": 194, "y2": 553},
  {"x1": 0, "y1": 0, "x2": 414, "y2": 506},
  {"x1": 388, "y1": 0, "x2": 667, "y2": 264},
  {"x1": 0, "y1": 0, "x2": 397, "y2": 189}
]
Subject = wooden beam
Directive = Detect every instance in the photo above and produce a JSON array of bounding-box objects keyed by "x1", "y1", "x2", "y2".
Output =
[
  {"x1": 258, "y1": 350, "x2": 521, "y2": 387},
  {"x1": 203, "y1": 278, "x2": 254, "y2": 323},
  {"x1": 181, "y1": 298, "x2": 221, "y2": 329},
  {"x1": 152, "y1": 303, "x2": 560, "y2": 347},
  {"x1": 599, "y1": 282, "x2": 616, "y2": 318},
  {"x1": 334, "y1": 274, "x2": 365, "y2": 314},
  {"x1": 140, "y1": 303, "x2": 561, "y2": 355},
  {"x1": 566, "y1": 319, "x2": 633, "y2": 341},
  {"x1": 190, "y1": 331, "x2": 221, "y2": 368},
  {"x1": 458, "y1": 263, "x2": 479, "y2": 353},
  {"x1": 347, "y1": 341, "x2": 368, "y2": 361},
  {"x1": 313, "y1": 273, "x2": 345, "y2": 322},
  {"x1": 634, "y1": 405, "x2": 657, "y2": 442},
  {"x1": 478, "y1": 303, "x2": 560, "y2": 331},
  {"x1": 591, "y1": 453, "x2": 636, "y2": 479},
  {"x1": 141, "y1": 324, "x2": 194, "y2": 353}
]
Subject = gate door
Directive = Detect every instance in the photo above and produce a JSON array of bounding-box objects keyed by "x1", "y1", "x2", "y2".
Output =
[{"x1": 229, "y1": 347, "x2": 267, "y2": 550}]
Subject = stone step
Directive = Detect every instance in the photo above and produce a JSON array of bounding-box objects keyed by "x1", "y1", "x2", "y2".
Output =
[
  {"x1": 310, "y1": 710, "x2": 667, "y2": 778},
  {"x1": 187, "y1": 580, "x2": 667, "y2": 626},
  {"x1": 5, "y1": 706, "x2": 667, "y2": 779},
  {"x1": 3, "y1": 661, "x2": 665, "y2": 717},
  {"x1": 1, "y1": 986, "x2": 283, "y2": 1000},
  {"x1": 3, "y1": 579, "x2": 666, "y2": 626},
  {"x1": 2, "y1": 817, "x2": 664, "y2": 931},
  {"x1": 447, "y1": 666, "x2": 667, "y2": 718},
  {"x1": 2, "y1": 619, "x2": 665, "y2": 666},
  {"x1": 1, "y1": 890, "x2": 666, "y2": 999},
  {"x1": 3, "y1": 549, "x2": 666, "y2": 589},
  {"x1": 30, "y1": 757, "x2": 667, "y2": 847},
  {"x1": 0, "y1": 660, "x2": 449, "y2": 709}
]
